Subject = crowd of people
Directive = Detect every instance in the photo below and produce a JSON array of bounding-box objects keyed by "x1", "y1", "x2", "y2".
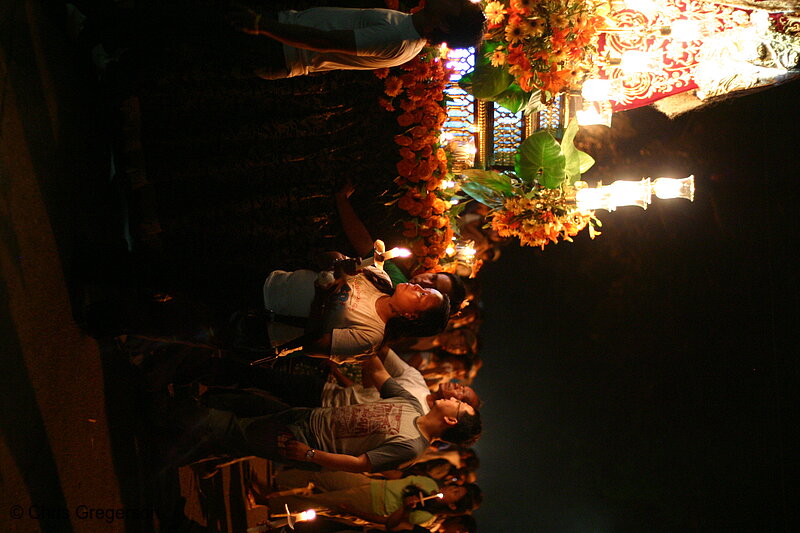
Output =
[{"x1": 101, "y1": 0, "x2": 496, "y2": 531}]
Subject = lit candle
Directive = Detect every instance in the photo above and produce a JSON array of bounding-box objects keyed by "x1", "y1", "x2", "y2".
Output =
[
  {"x1": 419, "y1": 492, "x2": 444, "y2": 503},
  {"x1": 360, "y1": 247, "x2": 412, "y2": 267}
]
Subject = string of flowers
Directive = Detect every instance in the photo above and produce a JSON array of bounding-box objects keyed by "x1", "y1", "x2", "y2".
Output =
[
  {"x1": 375, "y1": 43, "x2": 461, "y2": 275},
  {"x1": 482, "y1": 0, "x2": 606, "y2": 98}
]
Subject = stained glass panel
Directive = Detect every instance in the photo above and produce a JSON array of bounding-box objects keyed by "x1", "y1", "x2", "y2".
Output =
[{"x1": 442, "y1": 48, "x2": 476, "y2": 149}]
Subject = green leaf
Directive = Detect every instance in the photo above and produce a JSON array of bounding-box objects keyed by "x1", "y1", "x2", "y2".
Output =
[
  {"x1": 561, "y1": 120, "x2": 596, "y2": 183},
  {"x1": 471, "y1": 62, "x2": 514, "y2": 99},
  {"x1": 461, "y1": 169, "x2": 514, "y2": 195},
  {"x1": 522, "y1": 90, "x2": 546, "y2": 116},
  {"x1": 577, "y1": 151, "x2": 595, "y2": 174},
  {"x1": 515, "y1": 131, "x2": 566, "y2": 188},
  {"x1": 460, "y1": 181, "x2": 505, "y2": 209},
  {"x1": 467, "y1": 41, "x2": 514, "y2": 99},
  {"x1": 492, "y1": 84, "x2": 530, "y2": 114},
  {"x1": 457, "y1": 71, "x2": 473, "y2": 93}
]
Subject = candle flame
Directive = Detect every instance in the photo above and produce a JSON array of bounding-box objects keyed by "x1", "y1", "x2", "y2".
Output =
[
  {"x1": 298, "y1": 510, "x2": 316, "y2": 521},
  {"x1": 394, "y1": 248, "x2": 412, "y2": 258}
]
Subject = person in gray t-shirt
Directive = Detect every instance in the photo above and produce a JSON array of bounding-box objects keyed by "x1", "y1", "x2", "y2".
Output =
[{"x1": 164, "y1": 358, "x2": 481, "y2": 473}]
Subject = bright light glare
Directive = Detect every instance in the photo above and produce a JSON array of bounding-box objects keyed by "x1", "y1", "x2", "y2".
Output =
[
  {"x1": 652, "y1": 175, "x2": 695, "y2": 200},
  {"x1": 298, "y1": 510, "x2": 316, "y2": 521}
]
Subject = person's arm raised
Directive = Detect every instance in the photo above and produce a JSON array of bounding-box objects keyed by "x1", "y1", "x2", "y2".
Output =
[
  {"x1": 233, "y1": 9, "x2": 358, "y2": 54},
  {"x1": 335, "y1": 180, "x2": 376, "y2": 258}
]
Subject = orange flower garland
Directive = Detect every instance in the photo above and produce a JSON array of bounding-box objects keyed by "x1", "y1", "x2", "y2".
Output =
[{"x1": 377, "y1": 46, "x2": 457, "y2": 276}]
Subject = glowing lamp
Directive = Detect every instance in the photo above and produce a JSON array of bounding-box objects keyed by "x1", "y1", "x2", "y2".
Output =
[
  {"x1": 581, "y1": 79, "x2": 614, "y2": 101},
  {"x1": 652, "y1": 175, "x2": 695, "y2": 201},
  {"x1": 576, "y1": 179, "x2": 652, "y2": 211},
  {"x1": 576, "y1": 104, "x2": 613, "y2": 127}
]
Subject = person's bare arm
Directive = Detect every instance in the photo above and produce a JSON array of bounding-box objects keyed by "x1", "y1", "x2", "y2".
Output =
[
  {"x1": 231, "y1": 8, "x2": 358, "y2": 53},
  {"x1": 335, "y1": 181, "x2": 376, "y2": 257},
  {"x1": 361, "y1": 355, "x2": 392, "y2": 392},
  {"x1": 281, "y1": 439, "x2": 372, "y2": 472}
]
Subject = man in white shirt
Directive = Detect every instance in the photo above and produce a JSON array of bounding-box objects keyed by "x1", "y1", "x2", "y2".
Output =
[{"x1": 231, "y1": 0, "x2": 486, "y2": 79}]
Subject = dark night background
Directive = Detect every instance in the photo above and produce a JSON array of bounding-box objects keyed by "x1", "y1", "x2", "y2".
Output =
[
  {"x1": 2, "y1": 2, "x2": 798, "y2": 533},
  {"x1": 474, "y1": 83, "x2": 798, "y2": 531}
]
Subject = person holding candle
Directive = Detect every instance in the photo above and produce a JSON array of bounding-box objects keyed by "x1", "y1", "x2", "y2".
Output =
[
  {"x1": 258, "y1": 253, "x2": 450, "y2": 364},
  {"x1": 253, "y1": 469, "x2": 481, "y2": 531},
  {"x1": 334, "y1": 180, "x2": 467, "y2": 312}
]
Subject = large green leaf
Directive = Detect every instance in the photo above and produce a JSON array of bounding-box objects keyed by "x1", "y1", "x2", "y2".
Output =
[
  {"x1": 522, "y1": 90, "x2": 546, "y2": 116},
  {"x1": 515, "y1": 131, "x2": 566, "y2": 188},
  {"x1": 467, "y1": 41, "x2": 514, "y2": 99},
  {"x1": 461, "y1": 169, "x2": 514, "y2": 195},
  {"x1": 493, "y1": 83, "x2": 530, "y2": 114},
  {"x1": 471, "y1": 62, "x2": 514, "y2": 99},
  {"x1": 561, "y1": 120, "x2": 596, "y2": 184},
  {"x1": 457, "y1": 71, "x2": 473, "y2": 93},
  {"x1": 577, "y1": 151, "x2": 596, "y2": 174},
  {"x1": 460, "y1": 181, "x2": 506, "y2": 209}
]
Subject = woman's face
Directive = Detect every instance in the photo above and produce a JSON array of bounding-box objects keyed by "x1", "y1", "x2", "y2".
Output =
[
  {"x1": 441, "y1": 484, "x2": 467, "y2": 505},
  {"x1": 392, "y1": 283, "x2": 444, "y2": 317}
]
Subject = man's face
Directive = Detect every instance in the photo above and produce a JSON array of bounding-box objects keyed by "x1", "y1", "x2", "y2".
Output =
[
  {"x1": 436, "y1": 382, "x2": 479, "y2": 409},
  {"x1": 410, "y1": 272, "x2": 453, "y2": 298},
  {"x1": 435, "y1": 396, "x2": 475, "y2": 419}
]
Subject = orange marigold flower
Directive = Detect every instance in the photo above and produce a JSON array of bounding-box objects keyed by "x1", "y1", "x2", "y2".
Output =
[
  {"x1": 397, "y1": 158, "x2": 415, "y2": 178},
  {"x1": 427, "y1": 243, "x2": 444, "y2": 257},
  {"x1": 378, "y1": 97, "x2": 394, "y2": 111},
  {"x1": 412, "y1": 241, "x2": 429, "y2": 256},
  {"x1": 384, "y1": 76, "x2": 404, "y2": 97},
  {"x1": 374, "y1": 67, "x2": 390, "y2": 79},
  {"x1": 423, "y1": 256, "x2": 439, "y2": 268},
  {"x1": 394, "y1": 135, "x2": 412, "y2": 147},
  {"x1": 430, "y1": 215, "x2": 448, "y2": 229},
  {"x1": 399, "y1": 147, "x2": 416, "y2": 160},
  {"x1": 412, "y1": 164, "x2": 432, "y2": 182},
  {"x1": 407, "y1": 202, "x2": 424, "y2": 217},
  {"x1": 398, "y1": 113, "x2": 416, "y2": 127},
  {"x1": 428, "y1": 230, "x2": 444, "y2": 243},
  {"x1": 399, "y1": 99, "x2": 418, "y2": 113},
  {"x1": 398, "y1": 193, "x2": 417, "y2": 212}
]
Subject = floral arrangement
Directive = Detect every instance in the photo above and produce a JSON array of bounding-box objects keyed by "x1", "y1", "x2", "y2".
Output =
[
  {"x1": 489, "y1": 189, "x2": 596, "y2": 248},
  {"x1": 459, "y1": 120, "x2": 600, "y2": 249},
  {"x1": 463, "y1": 0, "x2": 606, "y2": 111}
]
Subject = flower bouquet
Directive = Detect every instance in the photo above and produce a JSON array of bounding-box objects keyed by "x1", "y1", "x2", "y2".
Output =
[
  {"x1": 459, "y1": 120, "x2": 600, "y2": 249},
  {"x1": 461, "y1": 0, "x2": 606, "y2": 112}
]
